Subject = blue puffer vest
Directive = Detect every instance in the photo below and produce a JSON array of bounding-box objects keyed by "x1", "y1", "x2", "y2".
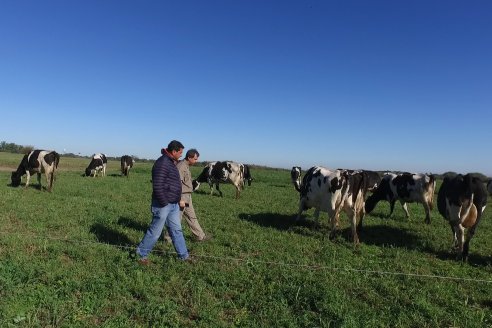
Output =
[{"x1": 151, "y1": 153, "x2": 182, "y2": 207}]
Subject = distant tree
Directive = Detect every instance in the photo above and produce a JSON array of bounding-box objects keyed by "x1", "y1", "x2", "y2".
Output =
[{"x1": 0, "y1": 141, "x2": 33, "y2": 154}]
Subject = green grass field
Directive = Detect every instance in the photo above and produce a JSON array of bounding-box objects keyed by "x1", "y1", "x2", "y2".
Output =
[{"x1": 1, "y1": 152, "x2": 491, "y2": 327}]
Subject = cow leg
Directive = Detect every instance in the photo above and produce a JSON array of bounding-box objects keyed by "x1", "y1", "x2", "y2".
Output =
[
  {"x1": 388, "y1": 200, "x2": 396, "y2": 218},
  {"x1": 235, "y1": 185, "x2": 241, "y2": 199},
  {"x1": 328, "y1": 212, "x2": 338, "y2": 240},
  {"x1": 24, "y1": 171, "x2": 31, "y2": 188},
  {"x1": 423, "y1": 202, "x2": 431, "y2": 224},
  {"x1": 401, "y1": 201, "x2": 410, "y2": 219},
  {"x1": 347, "y1": 208, "x2": 359, "y2": 245},
  {"x1": 313, "y1": 208, "x2": 320, "y2": 220},
  {"x1": 357, "y1": 208, "x2": 365, "y2": 232},
  {"x1": 454, "y1": 224, "x2": 465, "y2": 261},
  {"x1": 216, "y1": 184, "x2": 223, "y2": 197},
  {"x1": 37, "y1": 172, "x2": 42, "y2": 190},
  {"x1": 296, "y1": 199, "x2": 305, "y2": 221},
  {"x1": 462, "y1": 210, "x2": 484, "y2": 262},
  {"x1": 450, "y1": 223, "x2": 458, "y2": 250}
]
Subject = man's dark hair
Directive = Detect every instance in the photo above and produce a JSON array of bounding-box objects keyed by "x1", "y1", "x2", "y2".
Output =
[
  {"x1": 186, "y1": 149, "x2": 200, "y2": 159},
  {"x1": 167, "y1": 140, "x2": 184, "y2": 152}
]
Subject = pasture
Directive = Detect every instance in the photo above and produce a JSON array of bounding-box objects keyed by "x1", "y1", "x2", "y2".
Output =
[{"x1": 0, "y1": 152, "x2": 491, "y2": 327}]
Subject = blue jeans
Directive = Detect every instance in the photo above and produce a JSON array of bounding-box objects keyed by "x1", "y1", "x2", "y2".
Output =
[{"x1": 136, "y1": 202, "x2": 189, "y2": 260}]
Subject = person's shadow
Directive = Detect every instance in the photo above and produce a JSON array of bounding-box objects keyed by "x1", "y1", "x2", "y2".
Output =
[{"x1": 90, "y1": 223, "x2": 134, "y2": 247}]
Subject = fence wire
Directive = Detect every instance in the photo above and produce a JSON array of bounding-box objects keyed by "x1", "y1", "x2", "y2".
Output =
[{"x1": 1, "y1": 230, "x2": 491, "y2": 284}]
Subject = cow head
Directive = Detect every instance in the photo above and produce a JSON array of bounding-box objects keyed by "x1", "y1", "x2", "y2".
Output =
[
  {"x1": 291, "y1": 166, "x2": 302, "y2": 192},
  {"x1": 85, "y1": 167, "x2": 92, "y2": 177},
  {"x1": 10, "y1": 172, "x2": 22, "y2": 187}
]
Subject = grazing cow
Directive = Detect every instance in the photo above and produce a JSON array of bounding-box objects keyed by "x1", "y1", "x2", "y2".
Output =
[
  {"x1": 11, "y1": 150, "x2": 60, "y2": 192},
  {"x1": 437, "y1": 173, "x2": 487, "y2": 261},
  {"x1": 120, "y1": 155, "x2": 135, "y2": 178},
  {"x1": 85, "y1": 153, "x2": 107, "y2": 177},
  {"x1": 293, "y1": 166, "x2": 371, "y2": 244},
  {"x1": 365, "y1": 172, "x2": 436, "y2": 224},
  {"x1": 193, "y1": 161, "x2": 251, "y2": 198}
]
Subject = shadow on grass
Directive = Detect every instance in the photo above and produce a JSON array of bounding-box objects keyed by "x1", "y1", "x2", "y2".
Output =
[
  {"x1": 421, "y1": 247, "x2": 492, "y2": 267},
  {"x1": 7, "y1": 183, "x2": 45, "y2": 191},
  {"x1": 117, "y1": 216, "x2": 148, "y2": 232},
  {"x1": 356, "y1": 225, "x2": 423, "y2": 249},
  {"x1": 90, "y1": 223, "x2": 134, "y2": 247},
  {"x1": 193, "y1": 189, "x2": 220, "y2": 197},
  {"x1": 238, "y1": 212, "x2": 321, "y2": 231}
]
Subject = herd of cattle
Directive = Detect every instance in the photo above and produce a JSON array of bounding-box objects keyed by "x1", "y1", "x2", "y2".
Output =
[
  {"x1": 291, "y1": 166, "x2": 491, "y2": 261},
  {"x1": 10, "y1": 150, "x2": 136, "y2": 192},
  {"x1": 8, "y1": 149, "x2": 492, "y2": 262}
]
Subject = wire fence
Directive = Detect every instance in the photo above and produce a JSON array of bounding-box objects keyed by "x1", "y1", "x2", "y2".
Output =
[{"x1": 1, "y1": 230, "x2": 491, "y2": 284}]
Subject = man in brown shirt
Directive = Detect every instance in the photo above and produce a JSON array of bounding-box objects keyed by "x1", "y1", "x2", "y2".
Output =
[{"x1": 173, "y1": 148, "x2": 210, "y2": 241}]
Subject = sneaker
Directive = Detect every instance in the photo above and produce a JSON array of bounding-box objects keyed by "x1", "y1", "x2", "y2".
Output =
[{"x1": 138, "y1": 258, "x2": 150, "y2": 266}]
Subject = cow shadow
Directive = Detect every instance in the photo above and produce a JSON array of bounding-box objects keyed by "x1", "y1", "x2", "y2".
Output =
[
  {"x1": 238, "y1": 212, "x2": 322, "y2": 234},
  {"x1": 7, "y1": 183, "x2": 46, "y2": 191},
  {"x1": 365, "y1": 210, "x2": 392, "y2": 220},
  {"x1": 90, "y1": 223, "x2": 134, "y2": 247},
  {"x1": 117, "y1": 216, "x2": 147, "y2": 232},
  {"x1": 108, "y1": 173, "x2": 122, "y2": 178},
  {"x1": 355, "y1": 225, "x2": 422, "y2": 249},
  {"x1": 193, "y1": 189, "x2": 221, "y2": 197},
  {"x1": 420, "y1": 247, "x2": 492, "y2": 267}
]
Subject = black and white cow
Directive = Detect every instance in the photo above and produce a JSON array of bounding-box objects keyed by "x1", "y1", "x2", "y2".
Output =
[
  {"x1": 11, "y1": 150, "x2": 60, "y2": 192},
  {"x1": 193, "y1": 161, "x2": 252, "y2": 199},
  {"x1": 437, "y1": 173, "x2": 488, "y2": 261},
  {"x1": 293, "y1": 166, "x2": 371, "y2": 244},
  {"x1": 120, "y1": 155, "x2": 135, "y2": 178},
  {"x1": 365, "y1": 172, "x2": 436, "y2": 224},
  {"x1": 292, "y1": 167, "x2": 380, "y2": 195},
  {"x1": 85, "y1": 153, "x2": 107, "y2": 177}
]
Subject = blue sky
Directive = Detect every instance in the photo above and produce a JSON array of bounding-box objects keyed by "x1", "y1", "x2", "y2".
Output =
[{"x1": 1, "y1": 1, "x2": 491, "y2": 175}]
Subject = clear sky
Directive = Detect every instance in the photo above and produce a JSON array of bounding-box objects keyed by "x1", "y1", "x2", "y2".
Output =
[{"x1": 1, "y1": 1, "x2": 491, "y2": 175}]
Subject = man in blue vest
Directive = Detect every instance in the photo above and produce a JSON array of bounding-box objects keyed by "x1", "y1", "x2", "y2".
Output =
[{"x1": 136, "y1": 140, "x2": 192, "y2": 264}]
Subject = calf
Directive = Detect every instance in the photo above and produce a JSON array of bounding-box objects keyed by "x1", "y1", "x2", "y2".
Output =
[
  {"x1": 85, "y1": 153, "x2": 107, "y2": 177},
  {"x1": 365, "y1": 172, "x2": 436, "y2": 224},
  {"x1": 293, "y1": 166, "x2": 370, "y2": 244},
  {"x1": 193, "y1": 161, "x2": 251, "y2": 198},
  {"x1": 120, "y1": 155, "x2": 135, "y2": 178},
  {"x1": 11, "y1": 150, "x2": 60, "y2": 192},
  {"x1": 437, "y1": 173, "x2": 487, "y2": 261}
]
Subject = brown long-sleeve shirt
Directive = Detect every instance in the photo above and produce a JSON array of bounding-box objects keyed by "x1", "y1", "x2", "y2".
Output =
[{"x1": 176, "y1": 160, "x2": 193, "y2": 195}]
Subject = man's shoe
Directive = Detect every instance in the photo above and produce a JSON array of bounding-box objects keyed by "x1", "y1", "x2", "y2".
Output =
[
  {"x1": 183, "y1": 255, "x2": 198, "y2": 264},
  {"x1": 138, "y1": 258, "x2": 150, "y2": 266},
  {"x1": 196, "y1": 234, "x2": 213, "y2": 242}
]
